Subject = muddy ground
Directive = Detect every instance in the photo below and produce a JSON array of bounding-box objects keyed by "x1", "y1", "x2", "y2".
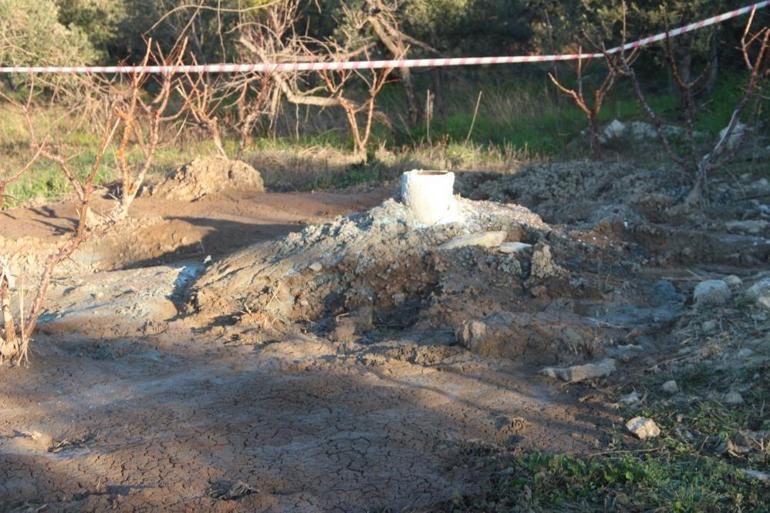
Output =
[{"x1": 1, "y1": 159, "x2": 769, "y2": 512}]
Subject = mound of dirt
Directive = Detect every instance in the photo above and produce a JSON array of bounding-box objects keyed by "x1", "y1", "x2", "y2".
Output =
[
  {"x1": 190, "y1": 197, "x2": 680, "y2": 366},
  {"x1": 456, "y1": 161, "x2": 688, "y2": 225},
  {"x1": 152, "y1": 157, "x2": 265, "y2": 200},
  {"x1": 191, "y1": 197, "x2": 547, "y2": 324},
  {"x1": 455, "y1": 162, "x2": 770, "y2": 267}
]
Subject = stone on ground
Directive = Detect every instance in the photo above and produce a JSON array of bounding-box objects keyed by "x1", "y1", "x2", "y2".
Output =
[
  {"x1": 620, "y1": 391, "x2": 641, "y2": 405},
  {"x1": 626, "y1": 416, "x2": 661, "y2": 440},
  {"x1": 540, "y1": 358, "x2": 616, "y2": 383},
  {"x1": 693, "y1": 280, "x2": 731, "y2": 306},
  {"x1": 661, "y1": 380, "x2": 678, "y2": 394},
  {"x1": 601, "y1": 119, "x2": 626, "y2": 143},
  {"x1": 747, "y1": 278, "x2": 770, "y2": 309},
  {"x1": 438, "y1": 231, "x2": 507, "y2": 250},
  {"x1": 498, "y1": 242, "x2": 532, "y2": 254},
  {"x1": 720, "y1": 122, "x2": 748, "y2": 151},
  {"x1": 455, "y1": 313, "x2": 526, "y2": 359},
  {"x1": 725, "y1": 220, "x2": 769, "y2": 235},
  {"x1": 530, "y1": 243, "x2": 566, "y2": 279}
]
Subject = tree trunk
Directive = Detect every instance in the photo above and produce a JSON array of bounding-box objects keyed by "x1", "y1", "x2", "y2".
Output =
[
  {"x1": 0, "y1": 278, "x2": 17, "y2": 360},
  {"x1": 401, "y1": 69, "x2": 421, "y2": 125},
  {"x1": 704, "y1": 32, "x2": 720, "y2": 98},
  {"x1": 677, "y1": 52, "x2": 693, "y2": 112},
  {"x1": 684, "y1": 158, "x2": 711, "y2": 208},
  {"x1": 588, "y1": 114, "x2": 601, "y2": 159}
]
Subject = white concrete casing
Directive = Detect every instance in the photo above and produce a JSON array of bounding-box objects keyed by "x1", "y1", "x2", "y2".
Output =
[{"x1": 400, "y1": 170, "x2": 457, "y2": 225}]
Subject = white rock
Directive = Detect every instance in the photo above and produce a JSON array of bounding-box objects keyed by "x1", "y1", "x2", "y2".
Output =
[
  {"x1": 724, "y1": 391, "x2": 744, "y2": 405},
  {"x1": 308, "y1": 262, "x2": 323, "y2": 272},
  {"x1": 628, "y1": 121, "x2": 659, "y2": 139},
  {"x1": 662, "y1": 380, "x2": 679, "y2": 394},
  {"x1": 736, "y1": 348, "x2": 754, "y2": 358},
  {"x1": 747, "y1": 278, "x2": 770, "y2": 309},
  {"x1": 540, "y1": 358, "x2": 616, "y2": 383},
  {"x1": 740, "y1": 469, "x2": 770, "y2": 482},
  {"x1": 724, "y1": 275, "x2": 743, "y2": 288},
  {"x1": 693, "y1": 280, "x2": 731, "y2": 306},
  {"x1": 626, "y1": 416, "x2": 661, "y2": 440},
  {"x1": 498, "y1": 242, "x2": 532, "y2": 254},
  {"x1": 702, "y1": 320, "x2": 718, "y2": 333},
  {"x1": 601, "y1": 119, "x2": 626, "y2": 143},
  {"x1": 719, "y1": 122, "x2": 748, "y2": 151},
  {"x1": 620, "y1": 391, "x2": 641, "y2": 405},
  {"x1": 725, "y1": 220, "x2": 769, "y2": 235},
  {"x1": 439, "y1": 231, "x2": 507, "y2": 251}
]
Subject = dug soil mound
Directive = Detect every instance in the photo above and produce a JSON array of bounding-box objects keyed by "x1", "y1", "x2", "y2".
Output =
[
  {"x1": 457, "y1": 161, "x2": 770, "y2": 266},
  {"x1": 151, "y1": 156, "x2": 265, "y2": 200},
  {"x1": 456, "y1": 161, "x2": 685, "y2": 225},
  {"x1": 190, "y1": 196, "x2": 684, "y2": 367}
]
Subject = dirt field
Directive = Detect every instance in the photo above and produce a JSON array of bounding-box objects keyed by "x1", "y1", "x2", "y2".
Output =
[{"x1": 1, "y1": 160, "x2": 769, "y2": 512}]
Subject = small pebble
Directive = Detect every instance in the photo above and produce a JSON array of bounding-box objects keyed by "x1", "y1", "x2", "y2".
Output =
[
  {"x1": 702, "y1": 320, "x2": 718, "y2": 333},
  {"x1": 724, "y1": 391, "x2": 744, "y2": 405},
  {"x1": 498, "y1": 242, "x2": 532, "y2": 254},
  {"x1": 619, "y1": 391, "x2": 640, "y2": 405},
  {"x1": 662, "y1": 380, "x2": 678, "y2": 394}
]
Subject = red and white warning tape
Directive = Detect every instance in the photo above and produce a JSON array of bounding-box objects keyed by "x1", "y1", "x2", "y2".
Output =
[{"x1": 0, "y1": 1, "x2": 767, "y2": 74}]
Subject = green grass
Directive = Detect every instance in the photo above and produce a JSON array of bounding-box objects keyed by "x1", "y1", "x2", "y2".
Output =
[
  {"x1": 445, "y1": 449, "x2": 767, "y2": 513},
  {"x1": 440, "y1": 299, "x2": 770, "y2": 513},
  {"x1": 444, "y1": 392, "x2": 768, "y2": 513}
]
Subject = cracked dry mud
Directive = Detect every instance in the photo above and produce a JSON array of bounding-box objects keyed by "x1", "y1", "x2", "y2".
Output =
[
  {"x1": 2, "y1": 160, "x2": 769, "y2": 512},
  {"x1": 1, "y1": 331, "x2": 599, "y2": 512}
]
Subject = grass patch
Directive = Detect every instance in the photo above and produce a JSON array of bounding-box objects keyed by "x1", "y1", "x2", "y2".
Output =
[
  {"x1": 440, "y1": 303, "x2": 770, "y2": 513},
  {"x1": 444, "y1": 449, "x2": 767, "y2": 513}
]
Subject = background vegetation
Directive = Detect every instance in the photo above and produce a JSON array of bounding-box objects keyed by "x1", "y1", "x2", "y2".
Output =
[
  {"x1": 0, "y1": 0, "x2": 766, "y2": 206},
  {"x1": 0, "y1": 0, "x2": 768, "y2": 507}
]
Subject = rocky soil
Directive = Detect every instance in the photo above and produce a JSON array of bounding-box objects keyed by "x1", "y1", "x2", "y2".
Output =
[{"x1": 1, "y1": 159, "x2": 769, "y2": 512}]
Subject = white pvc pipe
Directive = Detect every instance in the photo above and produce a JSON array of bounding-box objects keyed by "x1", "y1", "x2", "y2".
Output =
[{"x1": 400, "y1": 170, "x2": 457, "y2": 225}]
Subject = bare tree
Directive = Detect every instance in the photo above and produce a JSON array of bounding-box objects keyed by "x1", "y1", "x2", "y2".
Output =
[
  {"x1": 0, "y1": 81, "x2": 51, "y2": 209},
  {"x1": 548, "y1": 47, "x2": 627, "y2": 158},
  {"x1": 613, "y1": 10, "x2": 770, "y2": 204},
  {"x1": 0, "y1": 104, "x2": 120, "y2": 366},
  {"x1": 232, "y1": 77, "x2": 275, "y2": 157},
  {"x1": 236, "y1": 0, "x2": 396, "y2": 161},
  {"x1": 316, "y1": 46, "x2": 396, "y2": 159},
  {"x1": 344, "y1": 0, "x2": 438, "y2": 126},
  {"x1": 113, "y1": 40, "x2": 188, "y2": 219},
  {"x1": 178, "y1": 61, "x2": 229, "y2": 158}
]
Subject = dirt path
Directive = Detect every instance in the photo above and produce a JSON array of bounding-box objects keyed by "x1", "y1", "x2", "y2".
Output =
[{"x1": 0, "y1": 189, "x2": 389, "y2": 269}]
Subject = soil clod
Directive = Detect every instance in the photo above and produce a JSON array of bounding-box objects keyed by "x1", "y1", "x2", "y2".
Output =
[{"x1": 206, "y1": 480, "x2": 256, "y2": 501}]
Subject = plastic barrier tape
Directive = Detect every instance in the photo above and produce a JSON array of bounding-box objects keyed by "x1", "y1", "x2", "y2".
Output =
[{"x1": 0, "y1": 1, "x2": 767, "y2": 74}]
